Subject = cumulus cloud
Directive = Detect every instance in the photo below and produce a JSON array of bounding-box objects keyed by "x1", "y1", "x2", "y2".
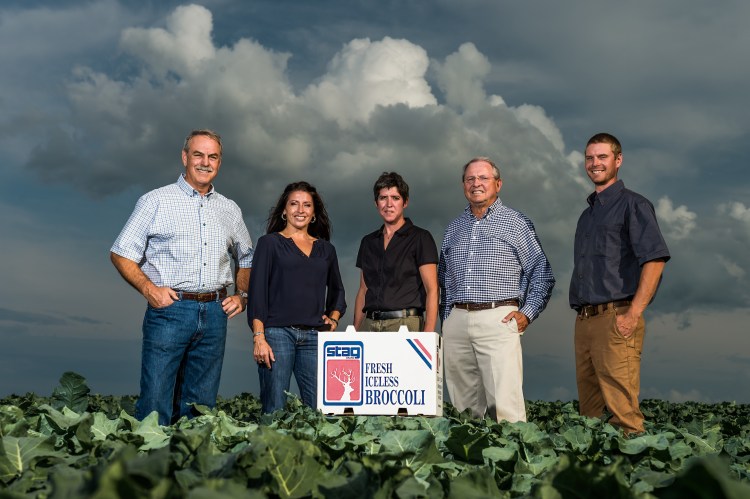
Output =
[
  {"x1": 303, "y1": 37, "x2": 437, "y2": 125},
  {"x1": 656, "y1": 197, "x2": 697, "y2": 240},
  {"x1": 432, "y1": 42, "x2": 490, "y2": 114},
  {"x1": 120, "y1": 4, "x2": 217, "y2": 78},
  {"x1": 17, "y1": 2, "x2": 749, "y2": 323},
  {"x1": 720, "y1": 201, "x2": 750, "y2": 224}
]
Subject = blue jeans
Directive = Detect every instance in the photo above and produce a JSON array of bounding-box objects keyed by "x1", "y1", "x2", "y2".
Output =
[
  {"x1": 259, "y1": 327, "x2": 318, "y2": 413},
  {"x1": 136, "y1": 299, "x2": 228, "y2": 425}
]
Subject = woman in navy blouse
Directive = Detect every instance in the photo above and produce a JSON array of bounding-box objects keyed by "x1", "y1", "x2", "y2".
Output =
[{"x1": 248, "y1": 181, "x2": 347, "y2": 413}]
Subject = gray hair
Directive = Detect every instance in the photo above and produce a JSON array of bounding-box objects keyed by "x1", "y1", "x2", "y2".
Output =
[
  {"x1": 462, "y1": 156, "x2": 501, "y2": 181},
  {"x1": 183, "y1": 129, "x2": 223, "y2": 155}
]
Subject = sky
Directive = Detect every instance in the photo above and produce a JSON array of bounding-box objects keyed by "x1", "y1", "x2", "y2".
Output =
[{"x1": 1, "y1": 0, "x2": 748, "y2": 404}]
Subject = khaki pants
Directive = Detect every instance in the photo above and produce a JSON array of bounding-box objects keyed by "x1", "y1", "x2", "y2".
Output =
[
  {"x1": 443, "y1": 306, "x2": 526, "y2": 423},
  {"x1": 360, "y1": 315, "x2": 423, "y2": 332},
  {"x1": 575, "y1": 305, "x2": 645, "y2": 434}
]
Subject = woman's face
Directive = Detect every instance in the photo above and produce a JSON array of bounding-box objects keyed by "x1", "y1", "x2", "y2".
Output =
[{"x1": 284, "y1": 190, "x2": 315, "y2": 231}]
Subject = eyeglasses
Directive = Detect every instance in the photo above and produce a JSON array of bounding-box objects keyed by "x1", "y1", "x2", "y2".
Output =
[{"x1": 463, "y1": 176, "x2": 495, "y2": 184}]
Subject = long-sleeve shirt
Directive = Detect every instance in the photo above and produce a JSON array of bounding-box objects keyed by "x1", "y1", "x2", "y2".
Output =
[
  {"x1": 248, "y1": 232, "x2": 346, "y2": 328},
  {"x1": 111, "y1": 174, "x2": 253, "y2": 292},
  {"x1": 438, "y1": 198, "x2": 555, "y2": 322}
]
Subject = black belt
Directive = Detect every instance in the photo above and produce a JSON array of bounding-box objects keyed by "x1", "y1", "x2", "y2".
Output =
[
  {"x1": 366, "y1": 308, "x2": 422, "y2": 320},
  {"x1": 453, "y1": 299, "x2": 519, "y2": 311},
  {"x1": 576, "y1": 300, "x2": 632, "y2": 318},
  {"x1": 177, "y1": 288, "x2": 227, "y2": 302}
]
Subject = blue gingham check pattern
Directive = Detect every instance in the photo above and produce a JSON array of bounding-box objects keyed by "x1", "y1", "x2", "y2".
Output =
[
  {"x1": 438, "y1": 198, "x2": 555, "y2": 322},
  {"x1": 111, "y1": 175, "x2": 254, "y2": 292}
]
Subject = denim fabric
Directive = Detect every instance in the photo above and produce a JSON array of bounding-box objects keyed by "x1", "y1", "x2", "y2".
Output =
[
  {"x1": 258, "y1": 326, "x2": 318, "y2": 413},
  {"x1": 136, "y1": 299, "x2": 228, "y2": 425}
]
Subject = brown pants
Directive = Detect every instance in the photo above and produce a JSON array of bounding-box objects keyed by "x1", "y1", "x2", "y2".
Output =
[{"x1": 574, "y1": 305, "x2": 645, "y2": 434}]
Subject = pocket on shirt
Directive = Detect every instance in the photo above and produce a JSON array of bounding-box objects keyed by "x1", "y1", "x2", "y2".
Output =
[{"x1": 594, "y1": 224, "x2": 624, "y2": 257}]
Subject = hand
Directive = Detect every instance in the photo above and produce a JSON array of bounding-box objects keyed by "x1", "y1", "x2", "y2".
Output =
[
  {"x1": 254, "y1": 336, "x2": 275, "y2": 368},
  {"x1": 222, "y1": 294, "x2": 245, "y2": 319},
  {"x1": 144, "y1": 286, "x2": 178, "y2": 308},
  {"x1": 502, "y1": 311, "x2": 529, "y2": 333},
  {"x1": 616, "y1": 311, "x2": 639, "y2": 339},
  {"x1": 322, "y1": 314, "x2": 339, "y2": 331}
]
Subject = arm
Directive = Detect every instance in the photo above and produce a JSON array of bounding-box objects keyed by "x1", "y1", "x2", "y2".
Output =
[
  {"x1": 110, "y1": 252, "x2": 177, "y2": 308},
  {"x1": 222, "y1": 267, "x2": 250, "y2": 319},
  {"x1": 419, "y1": 263, "x2": 438, "y2": 332},
  {"x1": 504, "y1": 217, "x2": 555, "y2": 332},
  {"x1": 323, "y1": 245, "x2": 347, "y2": 330},
  {"x1": 616, "y1": 259, "x2": 666, "y2": 338},
  {"x1": 353, "y1": 271, "x2": 367, "y2": 330},
  {"x1": 252, "y1": 318, "x2": 275, "y2": 368}
]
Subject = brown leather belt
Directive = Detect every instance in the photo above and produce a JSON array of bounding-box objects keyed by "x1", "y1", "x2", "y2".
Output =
[
  {"x1": 576, "y1": 300, "x2": 631, "y2": 318},
  {"x1": 366, "y1": 308, "x2": 422, "y2": 320},
  {"x1": 177, "y1": 288, "x2": 227, "y2": 302},
  {"x1": 453, "y1": 299, "x2": 519, "y2": 311}
]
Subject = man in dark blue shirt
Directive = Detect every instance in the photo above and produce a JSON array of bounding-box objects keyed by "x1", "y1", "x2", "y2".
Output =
[{"x1": 570, "y1": 133, "x2": 670, "y2": 435}]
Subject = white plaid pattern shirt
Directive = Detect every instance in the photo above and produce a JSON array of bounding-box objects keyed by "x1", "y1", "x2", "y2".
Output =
[
  {"x1": 111, "y1": 175, "x2": 254, "y2": 292},
  {"x1": 438, "y1": 198, "x2": 555, "y2": 322}
]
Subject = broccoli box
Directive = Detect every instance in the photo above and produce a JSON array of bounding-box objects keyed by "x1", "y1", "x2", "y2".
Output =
[{"x1": 317, "y1": 326, "x2": 443, "y2": 416}]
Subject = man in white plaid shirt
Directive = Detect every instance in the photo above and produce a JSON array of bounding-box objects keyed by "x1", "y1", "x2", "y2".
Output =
[
  {"x1": 439, "y1": 157, "x2": 554, "y2": 423},
  {"x1": 111, "y1": 129, "x2": 253, "y2": 425}
]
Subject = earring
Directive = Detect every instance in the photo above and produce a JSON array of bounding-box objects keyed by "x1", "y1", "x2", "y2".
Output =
[
  {"x1": 281, "y1": 213, "x2": 287, "y2": 221},
  {"x1": 311, "y1": 215, "x2": 317, "y2": 223}
]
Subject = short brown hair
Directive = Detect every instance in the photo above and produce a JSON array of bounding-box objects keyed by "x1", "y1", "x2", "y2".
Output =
[{"x1": 586, "y1": 133, "x2": 621, "y2": 157}]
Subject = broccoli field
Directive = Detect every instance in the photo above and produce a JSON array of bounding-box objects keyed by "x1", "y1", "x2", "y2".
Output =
[{"x1": 1, "y1": 372, "x2": 749, "y2": 498}]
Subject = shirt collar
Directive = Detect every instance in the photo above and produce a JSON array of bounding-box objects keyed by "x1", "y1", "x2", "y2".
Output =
[
  {"x1": 587, "y1": 179, "x2": 624, "y2": 207},
  {"x1": 464, "y1": 197, "x2": 503, "y2": 218},
  {"x1": 177, "y1": 174, "x2": 215, "y2": 198},
  {"x1": 378, "y1": 217, "x2": 414, "y2": 237}
]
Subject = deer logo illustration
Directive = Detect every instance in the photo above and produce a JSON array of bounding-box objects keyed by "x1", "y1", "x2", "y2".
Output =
[
  {"x1": 323, "y1": 341, "x2": 363, "y2": 405},
  {"x1": 330, "y1": 368, "x2": 355, "y2": 401}
]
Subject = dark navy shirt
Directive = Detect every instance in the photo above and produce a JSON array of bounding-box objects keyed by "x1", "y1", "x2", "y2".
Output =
[
  {"x1": 569, "y1": 180, "x2": 670, "y2": 308},
  {"x1": 356, "y1": 218, "x2": 438, "y2": 312},
  {"x1": 248, "y1": 232, "x2": 346, "y2": 328}
]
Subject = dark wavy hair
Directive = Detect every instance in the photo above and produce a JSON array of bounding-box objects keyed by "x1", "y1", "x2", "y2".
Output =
[{"x1": 267, "y1": 181, "x2": 332, "y2": 240}]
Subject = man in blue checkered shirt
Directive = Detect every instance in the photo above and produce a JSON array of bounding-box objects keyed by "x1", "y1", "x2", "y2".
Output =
[
  {"x1": 111, "y1": 129, "x2": 254, "y2": 425},
  {"x1": 438, "y1": 157, "x2": 554, "y2": 422}
]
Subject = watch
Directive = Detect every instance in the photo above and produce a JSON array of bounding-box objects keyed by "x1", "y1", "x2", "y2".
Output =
[{"x1": 237, "y1": 290, "x2": 248, "y2": 299}]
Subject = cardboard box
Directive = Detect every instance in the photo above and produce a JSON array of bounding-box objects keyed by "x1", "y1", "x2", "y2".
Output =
[{"x1": 317, "y1": 326, "x2": 443, "y2": 416}]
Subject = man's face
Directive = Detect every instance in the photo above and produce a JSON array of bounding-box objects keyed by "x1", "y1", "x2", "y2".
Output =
[
  {"x1": 182, "y1": 135, "x2": 222, "y2": 194},
  {"x1": 584, "y1": 142, "x2": 621, "y2": 190},
  {"x1": 376, "y1": 187, "x2": 408, "y2": 225},
  {"x1": 463, "y1": 160, "x2": 501, "y2": 206}
]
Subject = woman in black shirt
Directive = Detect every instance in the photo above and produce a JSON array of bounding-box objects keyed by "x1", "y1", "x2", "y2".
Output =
[{"x1": 248, "y1": 181, "x2": 346, "y2": 413}]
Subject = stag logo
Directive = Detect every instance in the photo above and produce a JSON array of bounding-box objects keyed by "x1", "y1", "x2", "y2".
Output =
[{"x1": 322, "y1": 341, "x2": 363, "y2": 405}]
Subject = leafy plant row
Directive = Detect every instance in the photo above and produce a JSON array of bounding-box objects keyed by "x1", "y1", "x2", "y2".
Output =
[{"x1": 1, "y1": 372, "x2": 749, "y2": 498}]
